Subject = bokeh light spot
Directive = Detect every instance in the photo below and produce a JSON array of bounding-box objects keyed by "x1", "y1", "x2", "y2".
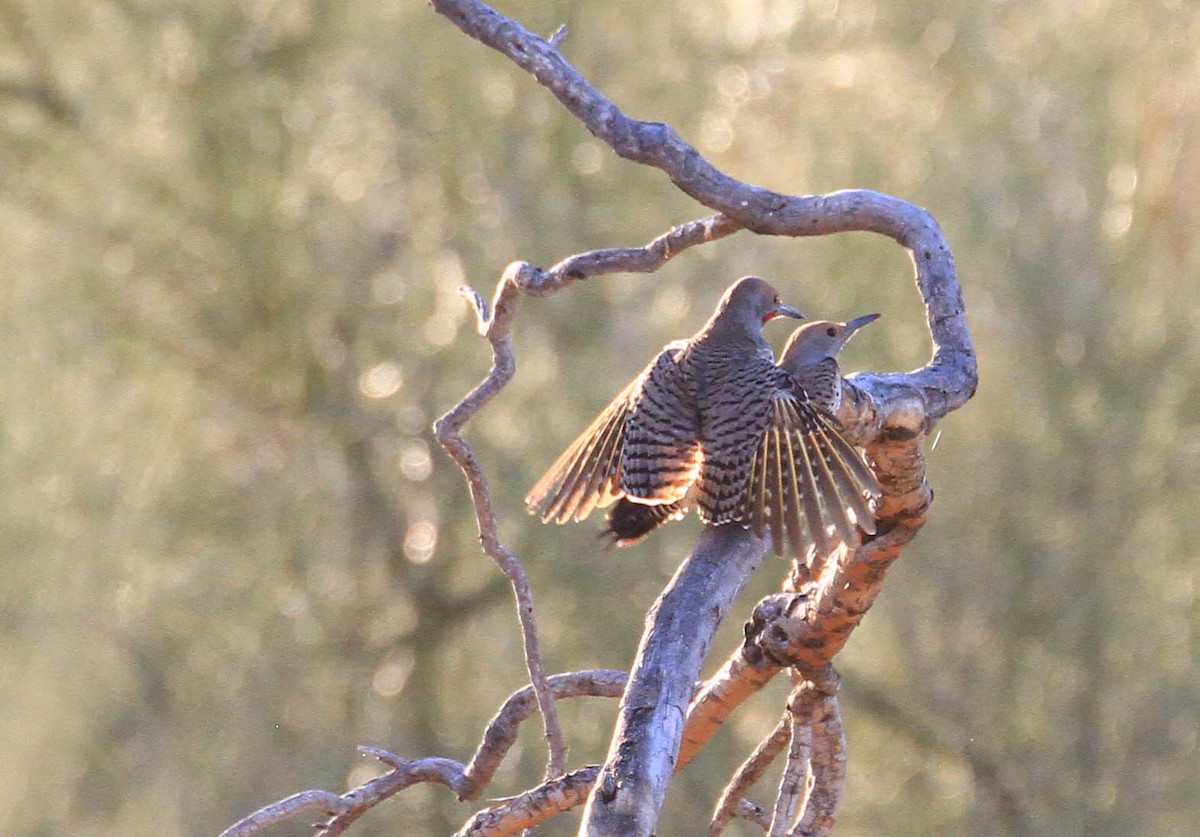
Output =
[
  {"x1": 1107, "y1": 162, "x2": 1138, "y2": 200},
  {"x1": 1102, "y1": 204, "x2": 1133, "y2": 240},
  {"x1": 700, "y1": 114, "x2": 733, "y2": 153},
  {"x1": 399, "y1": 440, "x2": 432, "y2": 482},
  {"x1": 372, "y1": 654, "x2": 414, "y2": 698},
  {"x1": 404, "y1": 521, "x2": 437, "y2": 564},
  {"x1": 359, "y1": 362, "x2": 403, "y2": 399}
]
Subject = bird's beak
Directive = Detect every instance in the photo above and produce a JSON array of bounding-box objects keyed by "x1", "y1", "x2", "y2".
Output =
[
  {"x1": 845, "y1": 313, "x2": 881, "y2": 333},
  {"x1": 768, "y1": 304, "x2": 806, "y2": 322}
]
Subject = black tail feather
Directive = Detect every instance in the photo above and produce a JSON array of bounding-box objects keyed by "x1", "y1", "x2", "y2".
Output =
[{"x1": 600, "y1": 498, "x2": 689, "y2": 548}]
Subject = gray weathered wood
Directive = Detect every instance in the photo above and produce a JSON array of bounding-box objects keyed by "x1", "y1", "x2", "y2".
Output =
[{"x1": 579, "y1": 525, "x2": 769, "y2": 836}]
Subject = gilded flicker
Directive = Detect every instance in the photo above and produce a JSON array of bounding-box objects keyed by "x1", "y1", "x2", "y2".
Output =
[
  {"x1": 602, "y1": 313, "x2": 883, "y2": 557},
  {"x1": 525, "y1": 276, "x2": 804, "y2": 532},
  {"x1": 743, "y1": 313, "x2": 883, "y2": 561}
]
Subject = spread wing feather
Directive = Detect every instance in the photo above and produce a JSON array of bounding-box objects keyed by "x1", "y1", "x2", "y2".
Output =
[
  {"x1": 620, "y1": 346, "x2": 701, "y2": 505},
  {"x1": 746, "y1": 424, "x2": 770, "y2": 546},
  {"x1": 743, "y1": 392, "x2": 881, "y2": 560},
  {"x1": 526, "y1": 376, "x2": 638, "y2": 523},
  {"x1": 809, "y1": 420, "x2": 879, "y2": 534},
  {"x1": 527, "y1": 343, "x2": 695, "y2": 524},
  {"x1": 788, "y1": 403, "x2": 835, "y2": 559},
  {"x1": 566, "y1": 396, "x2": 630, "y2": 522}
]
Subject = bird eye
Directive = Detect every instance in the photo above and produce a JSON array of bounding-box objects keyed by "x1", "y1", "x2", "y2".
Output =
[
  {"x1": 773, "y1": 295, "x2": 781, "y2": 305},
  {"x1": 826, "y1": 327, "x2": 837, "y2": 337}
]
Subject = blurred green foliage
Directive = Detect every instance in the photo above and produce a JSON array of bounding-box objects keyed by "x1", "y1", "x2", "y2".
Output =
[{"x1": 1, "y1": 0, "x2": 1197, "y2": 834}]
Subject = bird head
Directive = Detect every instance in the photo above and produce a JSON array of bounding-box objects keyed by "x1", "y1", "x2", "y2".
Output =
[
  {"x1": 779, "y1": 313, "x2": 880, "y2": 370},
  {"x1": 714, "y1": 276, "x2": 805, "y2": 332}
]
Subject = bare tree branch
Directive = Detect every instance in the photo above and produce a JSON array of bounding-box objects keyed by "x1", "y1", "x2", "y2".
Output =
[
  {"x1": 424, "y1": 2, "x2": 976, "y2": 835},
  {"x1": 770, "y1": 713, "x2": 812, "y2": 836},
  {"x1": 709, "y1": 715, "x2": 791, "y2": 836},
  {"x1": 221, "y1": 752, "x2": 467, "y2": 837},
  {"x1": 786, "y1": 671, "x2": 846, "y2": 837},
  {"x1": 319, "y1": 754, "x2": 470, "y2": 836},
  {"x1": 475, "y1": 213, "x2": 743, "y2": 299},
  {"x1": 544, "y1": 214, "x2": 743, "y2": 289},
  {"x1": 429, "y1": 0, "x2": 975, "y2": 417},
  {"x1": 454, "y1": 766, "x2": 601, "y2": 837},
  {"x1": 231, "y1": 0, "x2": 978, "y2": 831},
  {"x1": 460, "y1": 669, "x2": 626, "y2": 801},
  {"x1": 220, "y1": 790, "x2": 353, "y2": 837},
  {"x1": 681, "y1": 645, "x2": 785, "y2": 772},
  {"x1": 433, "y1": 263, "x2": 567, "y2": 781},
  {"x1": 220, "y1": 213, "x2": 757, "y2": 836},
  {"x1": 221, "y1": 671, "x2": 624, "y2": 836},
  {"x1": 581, "y1": 526, "x2": 770, "y2": 836}
]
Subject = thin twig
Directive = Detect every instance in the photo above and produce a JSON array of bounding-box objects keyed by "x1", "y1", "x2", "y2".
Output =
[
  {"x1": 770, "y1": 712, "x2": 812, "y2": 836},
  {"x1": 455, "y1": 766, "x2": 602, "y2": 837},
  {"x1": 461, "y1": 669, "x2": 627, "y2": 800},
  {"x1": 737, "y1": 798, "x2": 773, "y2": 831},
  {"x1": 548, "y1": 24, "x2": 569, "y2": 49},
  {"x1": 709, "y1": 715, "x2": 792, "y2": 836},
  {"x1": 220, "y1": 790, "x2": 352, "y2": 837},
  {"x1": 434, "y1": 262, "x2": 567, "y2": 780},
  {"x1": 320, "y1": 756, "x2": 470, "y2": 836},
  {"x1": 790, "y1": 686, "x2": 845, "y2": 837},
  {"x1": 220, "y1": 754, "x2": 466, "y2": 837},
  {"x1": 222, "y1": 671, "x2": 626, "y2": 836},
  {"x1": 492, "y1": 213, "x2": 742, "y2": 297}
]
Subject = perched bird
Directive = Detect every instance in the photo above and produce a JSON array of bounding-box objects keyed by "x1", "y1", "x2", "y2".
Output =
[
  {"x1": 742, "y1": 313, "x2": 883, "y2": 562},
  {"x1": 600, "y1": 313, "x2": 884, "y2": 560},
  {"x1": 525, "y1": 276, "x2": 804, "y2": 533}
]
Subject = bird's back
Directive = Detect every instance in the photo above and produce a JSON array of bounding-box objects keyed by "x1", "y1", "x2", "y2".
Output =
[{"x1": 685, "y1": 338, "x2": 785, "y2": 524}]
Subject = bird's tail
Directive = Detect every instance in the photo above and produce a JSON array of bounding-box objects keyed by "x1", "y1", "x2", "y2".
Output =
[{"x1": 600, "y1": 498, "x2": 691, "y2": 548}]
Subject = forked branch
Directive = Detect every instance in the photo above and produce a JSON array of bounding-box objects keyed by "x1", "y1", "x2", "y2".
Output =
[
  {"x1": 221, "y1": 671, "x2": 626, "y2": 836},
  {"x1": 432, "y1": 263, "x2": 567, "y2": 783},
  {"x1": 424, "y1": 4, "x2": 974, "y2": 836},
  {"x1": 226, "y1": 0, "x2": 976, "y2": 833}
]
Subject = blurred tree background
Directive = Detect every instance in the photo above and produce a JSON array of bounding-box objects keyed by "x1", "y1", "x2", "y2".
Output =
[{"x1": 1, "y1": 0, "x2": 1197, "y2": 834}]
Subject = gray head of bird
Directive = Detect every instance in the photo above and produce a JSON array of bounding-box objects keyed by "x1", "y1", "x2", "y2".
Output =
[
  {"x1": 778, "y1": 312, "x2": 881, "y2": 370},
  {"x1": 704, "y1": 276, "x2": 805, "y2": 339}
]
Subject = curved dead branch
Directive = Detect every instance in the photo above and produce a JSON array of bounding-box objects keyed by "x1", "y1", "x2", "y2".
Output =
[
  {"x1": 430, "y1": 0, "x2": 976, "y2": 419},
  {"x1": 709, "y1": 716, "x2": 791, "y2": 836},
  {"x1": 455, "y1": 766, "x2": 602, "y2": 837},
  {"x1": 432, "y1": 263, "x2": 568, "y2": 782},
  {"x1": 428, "y1": 1, "x2": 973, "y2": 834},
  {"x1": 221, "y1": 671, "x2": 625, "y2": 836},
  {"x1": 460, "y1": 669, "x2": 626, "y2": 801},
  {"x1": 229, "y1": 0, "x2": 976, "y2": 833}
]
